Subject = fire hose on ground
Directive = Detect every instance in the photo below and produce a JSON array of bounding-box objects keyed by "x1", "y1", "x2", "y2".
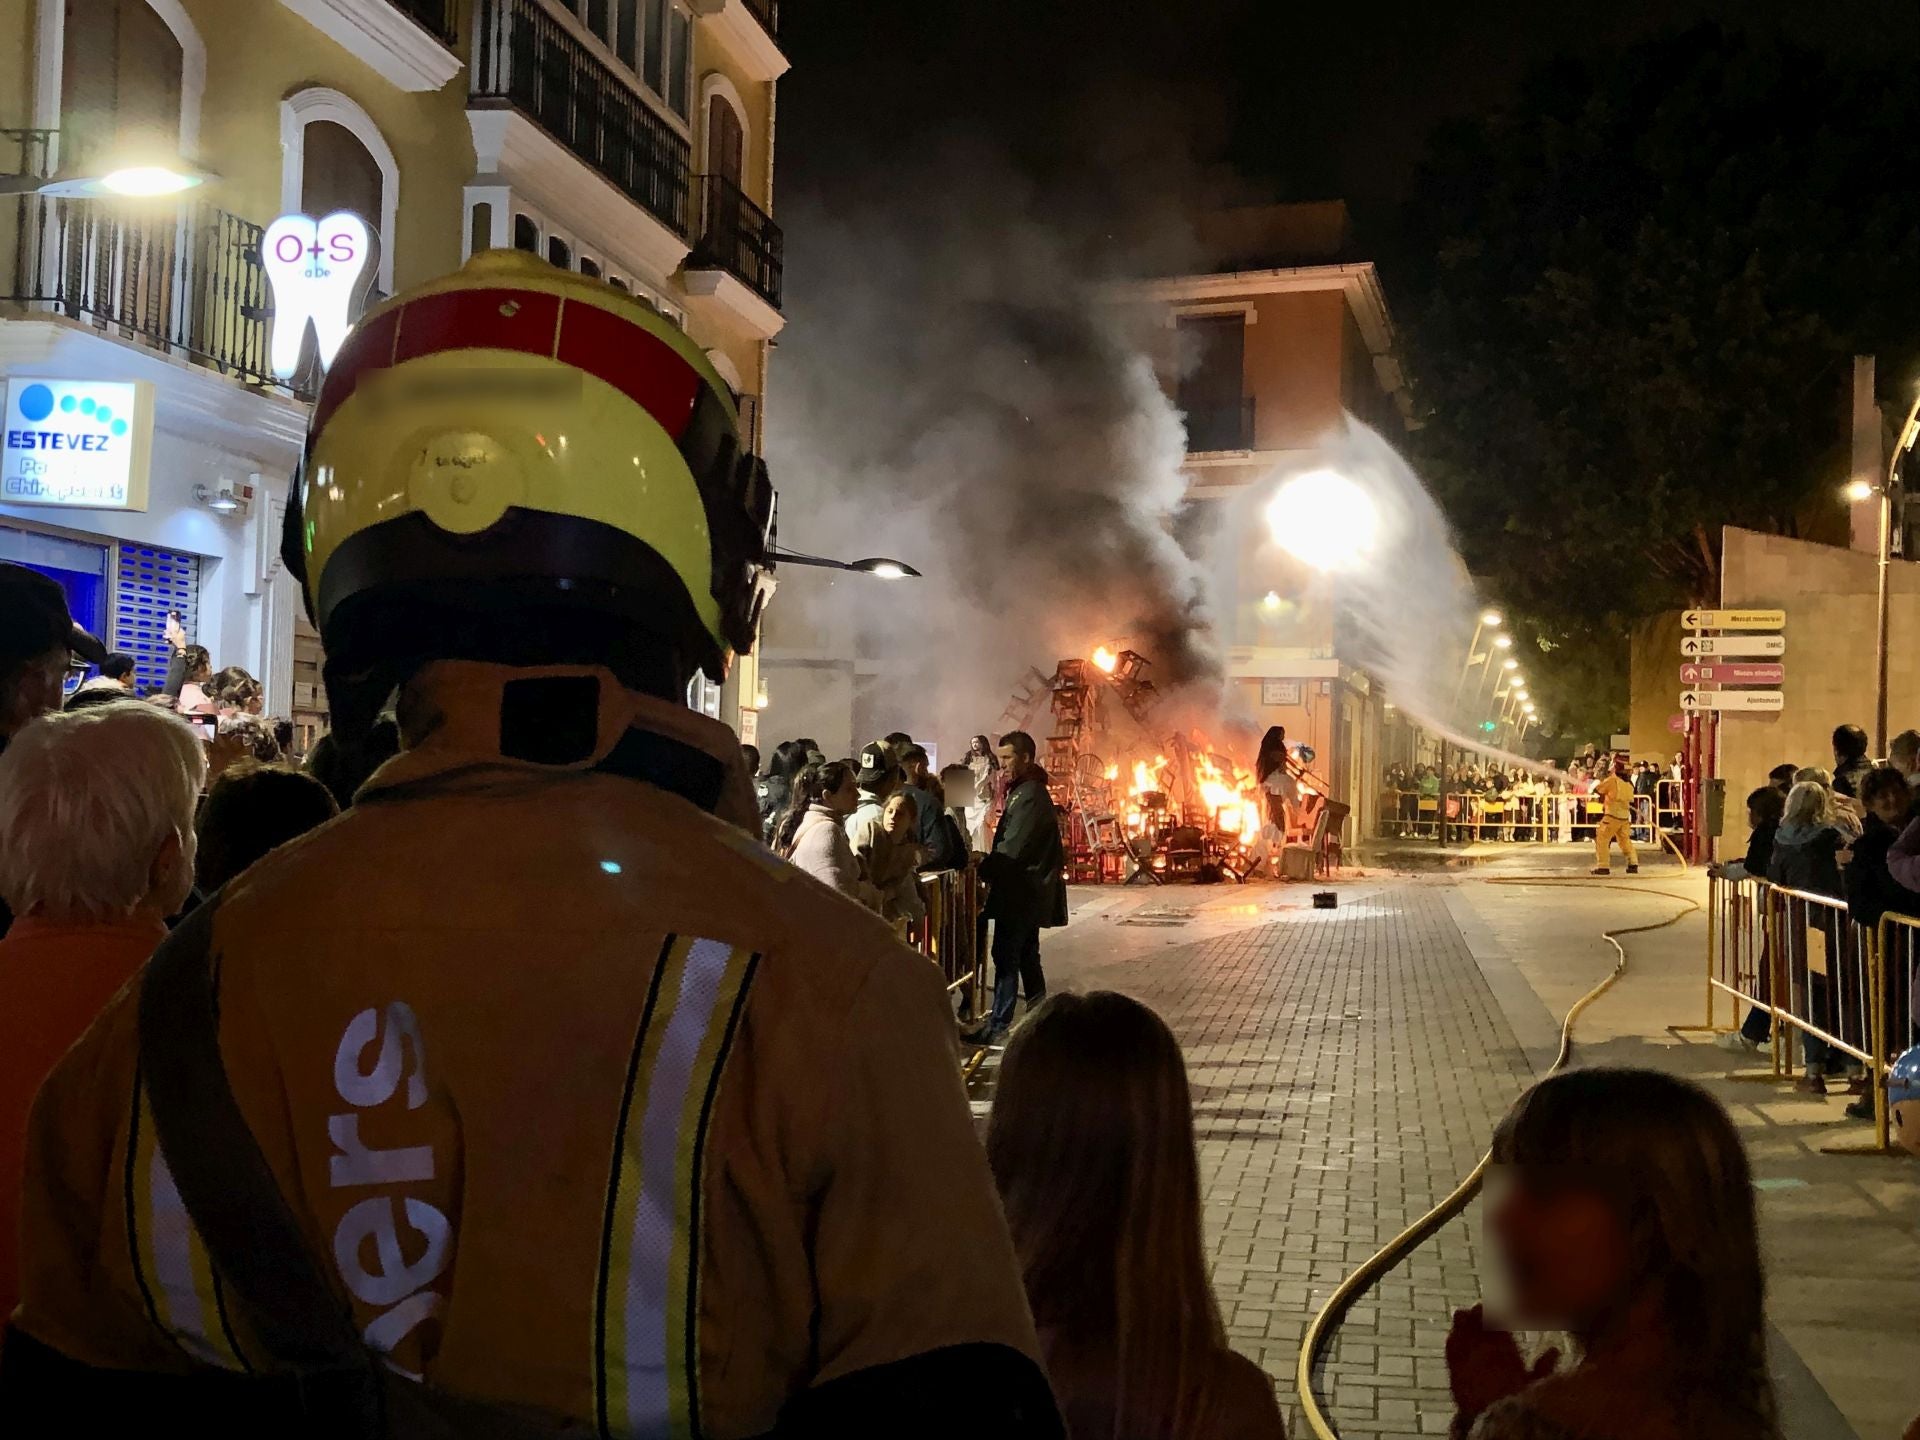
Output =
[{"x1": 1292, "y1": 866, "x2": 1700, "y2": 1440}]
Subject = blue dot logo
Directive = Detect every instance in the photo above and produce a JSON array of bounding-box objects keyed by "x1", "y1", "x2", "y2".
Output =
[
  {"x1": 79, "y1": 397, "x2": 96, "y2": 416},
  {"x1": 17, "y1": 384, "x2": 53, "y2": 422},
  {"x1": 94, "y1": 406, "x2": 112, "y2": 425},
  {"x1": 111, "y1": 419, "x2": 128, "y2": 437},
  {"x1": 59, "y1": 394, "x2": 77, "y2": 413}
]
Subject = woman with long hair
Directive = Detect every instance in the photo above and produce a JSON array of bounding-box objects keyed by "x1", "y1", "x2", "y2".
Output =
[
  {"x1": 774, "y1": 760, "x2": 880, "y2": 910},
  {"x1": 1448, "y1": 1068, "x2": 1777, "y2": 1440},
  {"x1": 987, "y1": 992, "x2": 1286, "y2": 1440},
  {"x1": 1254, "y1": 726, "x2": 1297, "y2": 841}
]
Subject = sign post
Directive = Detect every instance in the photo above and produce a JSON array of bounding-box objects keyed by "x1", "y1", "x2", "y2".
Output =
[
  {"x1": 1681, "y1": 608, "x2": 1787, "y2": 631},
  {"x1": 1679, "y1": 634, "x2": 1786, "y2": 658}
]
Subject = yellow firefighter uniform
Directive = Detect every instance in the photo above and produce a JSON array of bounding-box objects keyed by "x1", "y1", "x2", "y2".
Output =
[
  {"x1": 10, "y1": 663, "x2": 1047, "y2": 1433},
  {"x1": 1593, "y1": 770, "x2": 1639, "y2": 872},
  {"x1": 5, "y1": 251, "x2": 1057, "y2": 1434}
]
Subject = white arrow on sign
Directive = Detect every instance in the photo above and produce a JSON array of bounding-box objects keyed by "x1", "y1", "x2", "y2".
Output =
[
  {"x1": 1680, "y1": 688, "x2": 1784, "y2": 713},
  {"x1": 1682, "y1": 608, "x2": 1787, "y2": 631},
  {"x1": 1679, "y1": 634, "x2": 1786, "y2": 658}
]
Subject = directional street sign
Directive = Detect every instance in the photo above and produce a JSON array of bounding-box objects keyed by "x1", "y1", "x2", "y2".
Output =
[
  {"x1": 1679, "y1": 662, "x2": 1785, "y2": 686},
  {"x1": 1680, "y1": 634, "x2": 1786, "y2": 658},
  {"x1": 1680, "y1": 688, "x2": 1784, "y2": 713},
  {"x1": 1682, "y1": 608, "x2": 1786, "y2": 631}
]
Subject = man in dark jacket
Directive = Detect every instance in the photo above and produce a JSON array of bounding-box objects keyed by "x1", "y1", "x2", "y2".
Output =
[
  {"x1": 1833, "y1": 723, "x2": 1874, "y2": 800},
  {"x1": 972, "y1": 731, "x2": 1066, "y2": 1044}
]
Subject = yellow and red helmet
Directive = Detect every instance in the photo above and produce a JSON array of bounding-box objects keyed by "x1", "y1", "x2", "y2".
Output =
[{"x1": 283, "y1": 250, "x2": 774, "y2": 700}]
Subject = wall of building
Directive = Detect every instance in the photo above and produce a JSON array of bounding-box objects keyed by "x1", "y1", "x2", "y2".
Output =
[
  {"x1": 188, "y1": 0, "x2": 472, "y2": 288},
  {"x1": 1246, "y1": 290, "x2": 1346, "y2": 451},
  {"x1": 1714, "y1": 526, "x2": 1920, "y2": 840},
  {"x1": 1626, "y1": 610, "x2": 1686, "y2": 762}
]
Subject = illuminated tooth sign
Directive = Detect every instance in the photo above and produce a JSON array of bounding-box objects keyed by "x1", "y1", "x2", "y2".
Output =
[{"x1": 264, "y1": 211, "x2": 373, "y2": 381}]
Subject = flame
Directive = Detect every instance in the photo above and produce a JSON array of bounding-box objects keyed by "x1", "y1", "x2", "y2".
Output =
[
  {"x1": 1091, "y1": 646, "x2": 1118, "y2": 674},
  {"x1": 1104, "y1": 763, "x2": 1120, "y2": 780}
]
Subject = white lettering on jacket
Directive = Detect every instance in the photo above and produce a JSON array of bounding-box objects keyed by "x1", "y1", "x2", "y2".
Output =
[{"x1": 328, "y1": 1003, "x2": 449, "y2": 1365}]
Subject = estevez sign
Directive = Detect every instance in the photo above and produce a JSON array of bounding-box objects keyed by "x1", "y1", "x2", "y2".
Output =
[{"x1": 3, "y1": 379, "x2": 156, "y2": 511}]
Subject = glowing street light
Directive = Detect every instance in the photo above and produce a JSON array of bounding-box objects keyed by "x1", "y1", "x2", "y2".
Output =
[
  {"x1": 1456, "y1": 607, "x2": 1506, "y2": 709},
  {"x1": 1265, "y1": 468, "x2": 1381, "y2": 573},
  {"x1": 1494, "y1": 634, "x2": 1514, "y2": 650},
  {"x1": 1843, "y1": 478, "x2": 1875, "y2": 504}
]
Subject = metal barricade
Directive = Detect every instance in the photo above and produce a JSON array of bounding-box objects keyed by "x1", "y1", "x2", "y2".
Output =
[
  {"x1": 1705, "y1": 875, "x2": 1899, "y2": 1149},
  {"x1": 913, "y1": 866, "x2": 988, "y2": 1023}
]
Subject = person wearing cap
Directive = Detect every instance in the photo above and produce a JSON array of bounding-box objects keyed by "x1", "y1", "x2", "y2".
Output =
[
  {"x1": 1, "y1": 253, "x2": 1056, "y2": 1434},
  {"x1": 0, "y1": 563, "x2": 107, "y2": 752},
  {"x1": 0, "y1": 564, "x2": 109, "y2": 940},
  {"x1": 845, "y1": 739, "x2": 901, "y2": 877}
]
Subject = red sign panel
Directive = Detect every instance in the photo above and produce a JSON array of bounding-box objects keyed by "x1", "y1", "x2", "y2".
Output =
[{"x1": 1678, "y1": 662, "x2": 1784, "y2": 687}]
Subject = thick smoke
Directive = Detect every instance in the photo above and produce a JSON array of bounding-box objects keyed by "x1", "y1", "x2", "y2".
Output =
[{"x1": 762, "y1": 143, "x2": 1220, "y2": 748}]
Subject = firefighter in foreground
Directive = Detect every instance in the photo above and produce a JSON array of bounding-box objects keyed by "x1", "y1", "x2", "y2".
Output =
[
  {"x1": 1591, "y1": 755, "x2": 1641, "y2": 876},
  {"x1": 0, "y1": 251, "x2": 1060, "y2": 1436}
]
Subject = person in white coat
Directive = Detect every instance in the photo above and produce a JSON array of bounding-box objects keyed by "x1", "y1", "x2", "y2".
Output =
[{"x1": 776, "y1": 760, "x2": 882, "y2": 911}]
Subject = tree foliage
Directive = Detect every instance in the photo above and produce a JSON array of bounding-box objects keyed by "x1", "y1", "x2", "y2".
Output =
[{"x1": 1395, "y1": 26, "x2": 1920, "y2": 737}]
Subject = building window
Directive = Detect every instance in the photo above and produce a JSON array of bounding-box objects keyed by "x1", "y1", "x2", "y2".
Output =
[
  {"x1": 666, "y1": 5, "x2": 691, "y2": 118},
  {"x1": 514, "y1": 213, "x2": 540, "y2": 253},
  {"x1": 1176, "y1": 315, "x2": 1250, "y2": 452},
  {"x1": 470, "y1": 201, "x2": 494, "y2": 256},
  {"x1": 547, "y1": 235, "x2": 572, "y2": 269},
  {"x1": 608, "y1": 276, "x2": 628, "y2": 292},
  {"x1": 580, "y1": 256, "x2": 602, "y2": 279},
  {"x1": 615, "y1": 0, "x2": 639, "y2": 68},
  {"x1": 707, "y1": 93, "x2": 743, "y2": 186},
  {"x1": 303, "y1": 120, "x2": 381, "y2": 231},
  {"x1": 281, "y1": 88, "x2": 400, "y2": 293},
  {"x1": 61, "y1": 0, "x2": 184, "y2": 159},
  {"x1": 641, "y1": 0, "x2": 666, "y2": 93}
]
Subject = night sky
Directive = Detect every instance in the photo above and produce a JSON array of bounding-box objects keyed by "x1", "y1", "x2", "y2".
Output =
[{"x1": 778, "y1": 0, "x2": 1920, "y2": 239}]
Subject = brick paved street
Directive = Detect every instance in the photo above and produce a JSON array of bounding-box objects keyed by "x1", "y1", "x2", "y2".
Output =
[{"x1": 1019, "y1": 885, "x2": 1540, "y2": 1439}]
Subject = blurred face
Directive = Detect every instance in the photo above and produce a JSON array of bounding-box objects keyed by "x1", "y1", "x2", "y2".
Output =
[
  {"x1": 2, "y1": 645, "x2": 71, "y2": 736},
  {"x1": 1869, "y1": 789, "x2": 1908, "y2": 828},
  {"x1": 883, "y1": 794, "x2": 914, "y2": 837},
  {"x1": 904, "y1": 757, "x2": 927, "y2": 785},
  {"x1": 1487, "y1": 1168, "x2": 1633, "y2": 1331},
  {"x1": 999, "y1": 741, "x2": 1028, "y2": 781},
  {"x1": 826, "y1": 770, "x2": 859, "y2": 814}
]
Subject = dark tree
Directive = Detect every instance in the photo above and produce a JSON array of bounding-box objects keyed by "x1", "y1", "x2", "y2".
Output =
[{"x1": 1395, "y1": 26, "x2": 1920, "y2": 736}]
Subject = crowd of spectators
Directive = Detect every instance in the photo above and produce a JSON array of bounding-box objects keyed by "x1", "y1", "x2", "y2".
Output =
[
  {"x1": 1716, "y1": 723, "x2": 1920, "y2": 1117},
  {"x1": 0, "y1": 563, "x2": 1881, "y2": 1437}
]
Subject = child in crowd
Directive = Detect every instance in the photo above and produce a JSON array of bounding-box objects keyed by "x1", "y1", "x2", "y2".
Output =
[
  {"x1": 1448, "y1": 1068, "x2": 1775, "y2": 1440},
  {"x1": 987, "y1": 992, "x2": 1287, "y2": 1440}
]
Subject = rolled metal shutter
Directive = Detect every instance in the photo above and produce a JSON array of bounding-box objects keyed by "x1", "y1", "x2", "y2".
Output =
[{"x1": 113, "y1": 542, "x2": 202, "y2": 696}]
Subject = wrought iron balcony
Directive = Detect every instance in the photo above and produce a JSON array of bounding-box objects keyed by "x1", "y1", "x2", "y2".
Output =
[
  {"x1": 743, "y1": 0, "x2": 779, "y2": 40},
  {"x1": 6, "y1": 188, "x2": 291, "y2": 394},
  {"x1": 472, "y1": 0, "x2": 693, "y2": 239},
  {"x1": 690, "y1": 172, "x2": 783, "y2": 309},
  {"x1": 1183, "y1": 396, "x2": 1256, "y2": 453},
  {"x1": 390, "y1": 0, "x2": 460, "y2": 46}
]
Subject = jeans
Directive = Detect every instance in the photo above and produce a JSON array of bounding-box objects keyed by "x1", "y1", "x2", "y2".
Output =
[{"x1": 991, "y1": 919, "x2": 1047, "y2": 1034}]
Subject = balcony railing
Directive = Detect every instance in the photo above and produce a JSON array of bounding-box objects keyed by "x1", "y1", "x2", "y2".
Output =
[
  {"x1": 690, "y1": 173, "x2": 783, "y2": 310},
  {"x1": 743, "y1": 0, "x2": 780, "y2": 40},
  {"x1": 471, "y1": 0, "x2": 692, "y2": 239},
  {"x1": 6, "y1": 190, "x2": 289, "y2": 393},
  {"x1": 391, "y1": 0, "x2": 461, "y2": 46},
  {"x1": 1183, "y1": 396, "x2": 1257, "y2": 453}
]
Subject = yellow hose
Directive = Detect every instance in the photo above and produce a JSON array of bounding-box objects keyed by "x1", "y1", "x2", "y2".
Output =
[{"x1": 1292, "y1": 879, "x2": 1700, "y2": 1440}]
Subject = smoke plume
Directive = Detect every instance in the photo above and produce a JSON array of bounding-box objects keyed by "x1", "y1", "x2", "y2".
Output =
[{"x1": 762, "y1": 142, "x2": 1222, "y2": 749}]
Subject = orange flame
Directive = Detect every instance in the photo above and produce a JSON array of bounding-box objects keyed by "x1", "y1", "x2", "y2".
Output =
[{"x1": 1091, "y1": 646, "x2": 1118, "y2": 674}]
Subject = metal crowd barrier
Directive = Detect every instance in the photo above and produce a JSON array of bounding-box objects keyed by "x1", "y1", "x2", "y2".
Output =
[
  {"x1": 1705, "y1": 873, "x2": 1907, "y2": 1150},
  {"x1": 1378, "y1": 790, "x2": 1661, "y2": 844},
  {"x1": 912, "y1": 865, "x2": 989, "y2": 1024}
]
